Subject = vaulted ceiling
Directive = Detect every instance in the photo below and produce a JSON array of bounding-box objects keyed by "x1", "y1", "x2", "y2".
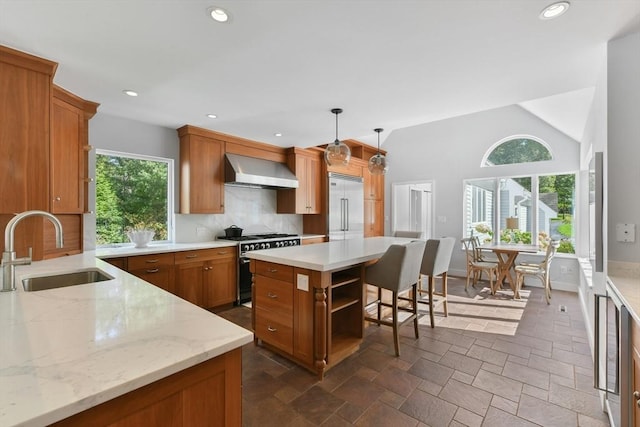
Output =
[{"x1": 1, "y1": 1, "x2": 638, "y2": 148}]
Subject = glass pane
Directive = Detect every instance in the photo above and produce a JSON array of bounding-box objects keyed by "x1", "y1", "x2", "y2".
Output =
[
  {"x1": 464, "y1": 179, "x2": 495, "y2": 243},
  {"x1": 539, "y1": 173, "x2": 575, "y2": 253},
  {"x1": 499, "y1": 177, "x2": 533, "y2": 244},
  {"x1": 485, "y1": 138, "x2": 552, "y2": 166},
  {"x1": 96, "y1": 154, "x2": 170, "y2": 245}
]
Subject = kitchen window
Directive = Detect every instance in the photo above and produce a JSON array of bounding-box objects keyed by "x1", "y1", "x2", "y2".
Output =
[
  {"x1": 464, "y1": 173, "x2": 576, "y2": 253},
  {"x1": 95, "y1": 150, "x2": 173, "y2": 246}
]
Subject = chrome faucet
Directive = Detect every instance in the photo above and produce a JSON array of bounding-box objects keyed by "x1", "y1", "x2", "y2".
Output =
[{"x1": 1, "y1": 210, "x2": 64, "y2": 292}]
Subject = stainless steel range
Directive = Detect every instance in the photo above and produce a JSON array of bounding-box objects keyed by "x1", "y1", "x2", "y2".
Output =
[{"x1": 218, "y1": 233, "x2": 301, "y2": 304}]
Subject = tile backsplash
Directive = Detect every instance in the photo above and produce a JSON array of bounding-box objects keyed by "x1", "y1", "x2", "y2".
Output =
[{"x1": 175, "y1": 185, "x2": 302, "y2": 242}]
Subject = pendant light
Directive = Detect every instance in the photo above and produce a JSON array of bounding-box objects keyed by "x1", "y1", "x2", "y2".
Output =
[
  {"x1": 368, "y1": 128, "x2": 388, "y2": 175},
  {"x1": 325, "y1": 108, "x2": 351, "y2": 166}
]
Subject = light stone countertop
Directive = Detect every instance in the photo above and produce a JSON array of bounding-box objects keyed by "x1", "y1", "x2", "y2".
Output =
[
  {"x1": 608, "y1": 261, "x2": 640, "y2": 324},
  {"x1": 95, "y1": 240, "x2": 238, "y2": 258},
  {"x1": 0, "y1": 251, "x2": 253, "y2": 427},
  {"x1": 245, "y1": 236, "x2": 417, "y2": 272}
]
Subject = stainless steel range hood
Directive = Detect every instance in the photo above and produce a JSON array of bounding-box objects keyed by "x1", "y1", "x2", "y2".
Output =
[{"x1": 224, "y1": 153, "x2": 299, "y2": 189}]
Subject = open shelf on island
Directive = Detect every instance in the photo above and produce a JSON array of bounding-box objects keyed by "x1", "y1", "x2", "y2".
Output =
[
  {"x1": 331, "y1": 296, "x2": 359, "y2": 313},
  {"x1": 331, "y1": 273, "x2": 360, "y2": 289}
]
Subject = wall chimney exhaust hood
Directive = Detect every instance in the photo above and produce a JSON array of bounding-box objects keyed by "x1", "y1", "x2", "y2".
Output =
[{"x1": 224, "y1": 153, "x2": 299, "y2": 189}]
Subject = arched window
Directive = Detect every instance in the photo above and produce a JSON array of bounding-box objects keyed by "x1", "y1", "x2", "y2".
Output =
[{"x1": 482, "y1": 135, "x2": 552, "y2": 167}]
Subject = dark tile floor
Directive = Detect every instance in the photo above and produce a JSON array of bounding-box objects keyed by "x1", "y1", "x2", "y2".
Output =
[{"x1": 217, "y1": 277, "x2": 610, "y2": 427}]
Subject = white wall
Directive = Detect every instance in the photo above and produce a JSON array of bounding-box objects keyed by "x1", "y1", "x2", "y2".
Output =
[
  {"x1": 607, "y1": 31, "x2": 640, "y2": 263},
  {"x1": 384, "y1": 104, "x2": 581, "y2": 289}
]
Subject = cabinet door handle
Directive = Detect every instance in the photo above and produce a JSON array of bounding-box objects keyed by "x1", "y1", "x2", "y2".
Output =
[
  {"x1": 267, "y1": 326, "x2": 277, "y2": 332},
  {"x1": 146, "y1": 268, "x2": 159, "y2": 273},
  {"x1": 186, "y1": 254, "x2": 198, "y2": 259},
  {"x1": 217, "y1": 251, "x2": 227, "y2": 255},
  {"x1": 267, "y1": 292, "x2": 278, "y2": 299},
  {"x1": 634, "y1": 391, "x2": 640, "y2": 400},
  {"x1": 268, "y1": 268, "x2": 278, "y2": 273},
  {"x1": 55, "y1": 196, "x2": 61, "y2": 201},
  {"x1": 145, "y1": 259, "x2": 159, "y2": 264}
]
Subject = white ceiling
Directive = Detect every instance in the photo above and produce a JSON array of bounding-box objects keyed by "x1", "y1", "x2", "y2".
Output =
[{"x1": 1, "y1": 0, "x2": 638, "y2": 148}]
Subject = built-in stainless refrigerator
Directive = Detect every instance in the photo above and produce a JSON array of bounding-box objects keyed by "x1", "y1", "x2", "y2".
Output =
[{"x1": 328, "y1": 173, "x2": 364, "y2": 240}]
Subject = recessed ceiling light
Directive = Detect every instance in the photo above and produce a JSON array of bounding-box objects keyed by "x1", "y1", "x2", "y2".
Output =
[
  {"x1": 540, "y1": 2, "x2": 570, "y2": 20},
  {"x1": 207, "y1": 114, "x2": 217, "y2": 119},
  {"x1": 208, "y1": 6, "x2": 231, "y2": 23},
  {"x1": 123, "y1": 90, "x2": 138, "y2": 97},
  {"x1": 274, "y1": 133, "x2": 282, "y2": 137}
]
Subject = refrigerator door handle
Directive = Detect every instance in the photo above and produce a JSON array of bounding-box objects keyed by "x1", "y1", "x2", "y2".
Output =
[
  {"x1": 340, "y1": 198, "x2": 346, "y2": 231},
  {"x1": 345, "y1": 199, "x2": 349, "y2": 231}
]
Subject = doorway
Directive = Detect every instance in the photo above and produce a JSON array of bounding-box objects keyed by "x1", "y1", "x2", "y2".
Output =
[{"x1": 391, "y1": 181, "x2": 434, "y2": 239}]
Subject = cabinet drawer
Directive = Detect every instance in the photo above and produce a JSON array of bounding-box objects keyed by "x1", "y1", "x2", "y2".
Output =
[
  {"x1": 255, "y1": 261, "x2": 293, "y2": 283},
  {"x1": 127, "y1": 253, "x2": 175, "y2": 270},
  {"x1": 175, "y1": 247, "x2": 235, "y2": 264},
  {"x1": 255, "y1": 307, "x2": 293, "y2": 353},
  {"x1": 255, "y1": 277, "x2": 293, "y2": 314}
]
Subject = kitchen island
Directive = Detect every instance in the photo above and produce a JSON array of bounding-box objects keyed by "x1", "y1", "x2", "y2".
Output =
[
  {"x1": 0, "y1": 251, "x2": 253, "y2": 426},
  {"x1": 246, "y1": 236, "x2": 415, "y2": 379}
]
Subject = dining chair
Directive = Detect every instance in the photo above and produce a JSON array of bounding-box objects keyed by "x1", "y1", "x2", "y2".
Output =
[
  {"x1": 417, "y1": 237, "x2": 455, "y2": 328},
  {"x1": 514, "y1": 240, "x2": 559, "y2": 304},
  {"x1": 364, "y1": 240, "x2": 426, "y2": 356},
  {"x1": 461, "y1": 237, "x2": 499, "y2": 294},
  {"x1": 394, "y1": 230, "x2": 424, "y2": 239},
  {"x1": 472, "y1": 235, "x2": 498, "y2": 263}
]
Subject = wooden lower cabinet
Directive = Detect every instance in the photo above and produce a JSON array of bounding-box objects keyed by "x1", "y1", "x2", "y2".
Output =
[
  {"x1": 127, "y1": 252, "x2": 175, "y2": 294},
  {"x1": 101, "y1": 248, "x2": 236, "y2": 309},
  {"x1": 51, "y1": 347, "x2": 242, "y2": 427},
  {"x1": 251, "y1": 260, "x2": 362, "y2": 379},
  {"x1": 174, "y1": 248, "x2": 236, "y2": 308}
]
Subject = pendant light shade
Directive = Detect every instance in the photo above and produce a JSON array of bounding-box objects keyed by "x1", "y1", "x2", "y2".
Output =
[
  {"x1": 368, "y1": 128, "x2": 388, "y2": 175},
  {"x1": 325, "y1": 108, "x2": 351, "y2": 166}
]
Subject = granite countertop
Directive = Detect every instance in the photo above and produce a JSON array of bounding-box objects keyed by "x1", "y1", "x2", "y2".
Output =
[
  {"x1": 608, "y1": 261, "x2": 640, "y2": 324},
  {"x1": 0, "y1": 252, "x2": 253, "y2": 427},
  {"x1": 245, "y1": 236, "x2": 415, "y2": 271}
]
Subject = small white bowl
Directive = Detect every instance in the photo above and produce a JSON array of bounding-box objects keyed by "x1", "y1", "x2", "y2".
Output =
[{"x1": 127, "y1": 230, "x2": 155, "y2": 248}]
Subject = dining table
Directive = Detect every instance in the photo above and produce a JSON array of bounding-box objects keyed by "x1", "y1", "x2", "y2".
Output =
[{"x1": 479, "y1": 243, "x2": 540, "y2": 293}]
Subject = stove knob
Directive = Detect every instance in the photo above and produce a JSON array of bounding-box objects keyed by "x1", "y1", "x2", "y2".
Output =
[
  {"x1": 266, "y1": 243, "x2": 271, "y2": 249},
  {"x1": 249, "y1": 244, "x2": 255, "y2": 250}
]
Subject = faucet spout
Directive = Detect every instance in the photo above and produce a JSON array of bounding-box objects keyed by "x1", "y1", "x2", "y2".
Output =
[{"x1": 1, "y1": 210, "x2": 64, "y2": 292}]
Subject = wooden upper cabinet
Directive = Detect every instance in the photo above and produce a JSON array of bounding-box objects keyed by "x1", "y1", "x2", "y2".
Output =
[
  {"x1": 51, "y1": 86, "x2": 98, "y2": 214},
  {"x1": 277, "y1": 148, "x2": 322, "y2": 214},
  {"x1": 178, "y1": 126, "x2": 225, "y2": 214},
  {"x1": 0, "y1": 45, "x2": 56, "y2": 214}
]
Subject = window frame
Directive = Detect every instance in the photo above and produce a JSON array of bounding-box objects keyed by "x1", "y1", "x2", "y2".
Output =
[{"x1": 95, "y1": 149, "x2": 175, "y2": 247}]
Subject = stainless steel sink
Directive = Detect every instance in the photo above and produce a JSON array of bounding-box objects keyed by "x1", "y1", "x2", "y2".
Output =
[{"x1": 22, "y1": 268, "x2": 114, "y2": 292}]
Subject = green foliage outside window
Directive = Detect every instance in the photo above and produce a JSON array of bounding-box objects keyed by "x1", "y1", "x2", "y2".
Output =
[
  {"x1": 486, "y1": 138, "x2": 552, "y2": 166},
  {"x1": 96, "y1": 153, "x2": 169, "y2": 245}
]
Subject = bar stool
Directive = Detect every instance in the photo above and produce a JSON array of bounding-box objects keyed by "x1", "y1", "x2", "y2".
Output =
[
  {"x1": 364, "y1": 240, "x2": 426, "y2": 356},
  {"x1": 418, "y1": 237, "x2": 455, "y2": 328}
]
